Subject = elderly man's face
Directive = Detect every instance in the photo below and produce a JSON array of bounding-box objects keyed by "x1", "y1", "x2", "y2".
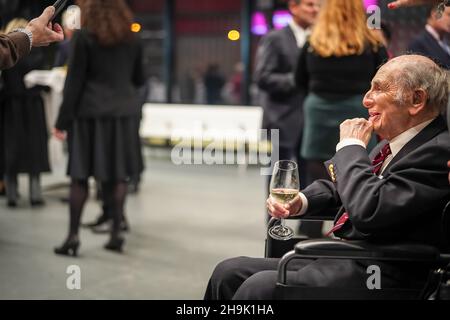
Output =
[
  {"x1": 290, "y1": 0, "x2": 321, "y2": 28},
  {"x1": 363, "y1": 65, "x2": 411, "y2": 140}
]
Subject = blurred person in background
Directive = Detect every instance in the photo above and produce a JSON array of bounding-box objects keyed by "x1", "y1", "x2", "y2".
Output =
[
  {"x1": 0, "y1": 18, "x2": 50, "y2": 207},
  {"x1": 388, "y1": 0, "x2": 450, "y2": 184},
  {"x1": 53, "y1": 0, "x2": 145, "y2": 256},
  {"x1": 408, "y1": 4, "x2": 450, "y2": 69},
  {"x1": 255, "y1": 0, "x2": 320, "y2": 166},
  {"x1": 204, "y1": 63, "x2": 225, "y2": 105},
  {"x1": 295, "y1": 0, "x2": 388, "y2": 192},
  {"x1": 223, "y1": 62, "x2": 243, "y2": 105}
]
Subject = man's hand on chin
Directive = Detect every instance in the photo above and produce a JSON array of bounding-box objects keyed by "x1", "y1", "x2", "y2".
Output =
[{"x1": 339, "y1": 118, "x2": 374, "y2": 146}]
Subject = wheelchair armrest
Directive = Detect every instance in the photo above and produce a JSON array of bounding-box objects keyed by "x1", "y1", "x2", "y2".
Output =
[
  {"x1": 293, "y1": 239, "x2": 440, "y2": 261},
  {"x1": 277, "y1": 239, "x2": 440, "y2": 285}
]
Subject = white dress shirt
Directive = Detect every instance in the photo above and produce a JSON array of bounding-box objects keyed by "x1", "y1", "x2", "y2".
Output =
[
  {"x1": 295, "y1": 118, "x2": 435, "y2": 216},
  {"x1": 288, "y1": 20, "x2": 309, "y2": 49}
]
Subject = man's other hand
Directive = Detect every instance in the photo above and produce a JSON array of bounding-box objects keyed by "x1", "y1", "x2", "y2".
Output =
[
  {"x1": 266, "y1": 194, "x2": 302, "y2": 218},
  {"x1": 25, "y1": 6, "x2": 64, "y2": 47},
  {"x1": 339, "y1": 118, "x2": 374, "y2": 146}
]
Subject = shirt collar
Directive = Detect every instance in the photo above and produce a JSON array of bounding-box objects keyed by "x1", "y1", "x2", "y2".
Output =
[
  {"x1": 387, "y1": 118, "x2": 435, "y2": 157},
  {"x1": 288, "y1": 20, "x2": 309, "y2": 48},
  {"x1": 426, "y1": 24, "x2": 442, "y2": 42}
]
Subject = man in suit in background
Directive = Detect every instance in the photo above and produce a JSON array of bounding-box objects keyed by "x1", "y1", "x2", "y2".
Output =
[
  {"x1": 255, "y1": 0, "x2": 319, "y2": 164},
  {"x1": 254, "y1": 0, "x2": 322, "y2": 236},
  {"x1": 0, "y1": 6, "x2": 63, "y2": 70},
  {"x1": 408, "y1": 4, "x2": 450, "y2": 69},
  {"x1": 205, "y1": 55, "x2": 450, "y2": 300}
]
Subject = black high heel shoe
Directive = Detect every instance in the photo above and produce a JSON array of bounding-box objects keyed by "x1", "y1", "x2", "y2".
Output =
[
  {"x1": 104, "y1": 236, "x2": 125, "y2": 253},
  {"x1": 54, "y1": 238, "x2": 80, "y2": 257}
]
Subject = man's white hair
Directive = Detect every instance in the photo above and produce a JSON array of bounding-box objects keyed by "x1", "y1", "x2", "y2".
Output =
[{"x1": 382, "y1": 55, "x2": 449, "y2": 114}]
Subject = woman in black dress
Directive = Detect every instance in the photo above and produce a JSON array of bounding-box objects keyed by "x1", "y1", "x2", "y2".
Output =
[
  {"x1": 0, "y1": 18, "x2": 50, "y2": 207},
  {"x1": 54, "y1": 0, "x2": 145, "y2": 256}
]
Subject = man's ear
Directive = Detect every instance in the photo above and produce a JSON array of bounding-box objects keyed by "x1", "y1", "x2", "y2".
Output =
[{"x1": 409, "y1": 89, "x2": 427, "y2": 116}]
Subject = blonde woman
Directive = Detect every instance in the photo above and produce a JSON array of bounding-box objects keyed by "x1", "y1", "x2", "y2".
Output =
[
  {"x1": 0, "y1": 18, "x2": 50, "y2": 207},
  {"x1": 295, "y1": 0, "x2": 388, "y2": 186}
]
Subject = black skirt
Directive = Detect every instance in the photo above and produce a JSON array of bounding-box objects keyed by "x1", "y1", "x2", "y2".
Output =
[
  {"x1": 1, "y1": 95, "x2": 50, "y2": 175},
  {"x1": 67, "y1": 116, "x2": 144, "y2": 181}
]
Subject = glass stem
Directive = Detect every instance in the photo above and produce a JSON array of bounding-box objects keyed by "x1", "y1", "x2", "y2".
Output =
[{"x1": 280, "y1": 218, "x2": 285, "y2": 231}]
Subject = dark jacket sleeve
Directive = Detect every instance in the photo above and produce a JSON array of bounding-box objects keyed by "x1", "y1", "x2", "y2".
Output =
[
  {"x1": 302, "y1": 179, "x2": 342, "y2": 217},
  {"x1": 294, "y1": 41, "x2": 309, "y2": 92},
  {"x1": 0, "y1": 32, "x2": 30, "y2": 70},
  {"x1": 331, "y1": 139, "x2": 450, "y2": 234},
  {"x1": 254, "y1": 33, "x2": 296, "y2": 95},
  {"x1": 55, "y1": 31, "x2": 88, "y2": 131}
]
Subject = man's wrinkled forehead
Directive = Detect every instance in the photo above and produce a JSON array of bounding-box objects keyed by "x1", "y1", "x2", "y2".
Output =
[{"x1": 373, "y1": 62, "x2": 399, "y2": 84}]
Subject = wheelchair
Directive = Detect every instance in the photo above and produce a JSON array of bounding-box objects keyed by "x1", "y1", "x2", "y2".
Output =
[{"x1": 265, "y1": 201, "x2": 450, "y2": 300}]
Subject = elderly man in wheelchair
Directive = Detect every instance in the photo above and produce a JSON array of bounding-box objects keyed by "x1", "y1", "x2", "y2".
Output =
[{"x1": 204, "y1": 54, "x2": 450, "y2": 300}]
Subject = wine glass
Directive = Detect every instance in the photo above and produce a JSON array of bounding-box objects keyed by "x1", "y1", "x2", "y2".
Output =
[{"x1": 268, "y1": 160, "x2": 299, "y2": 240}]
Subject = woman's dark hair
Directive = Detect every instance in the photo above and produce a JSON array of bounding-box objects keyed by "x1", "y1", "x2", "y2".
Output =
[{"x1": 78, "y1": 0, "x2": 134, "y2": 46}]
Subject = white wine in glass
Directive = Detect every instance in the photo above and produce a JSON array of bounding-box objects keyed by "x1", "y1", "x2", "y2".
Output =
[{"x1": 268, "y1": 160, "x2": 299, "y2": 240}]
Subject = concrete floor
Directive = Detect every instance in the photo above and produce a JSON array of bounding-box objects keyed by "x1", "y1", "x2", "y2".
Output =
[{"x1": 0, "y1": 151, "x2": 271, "y2": 299}]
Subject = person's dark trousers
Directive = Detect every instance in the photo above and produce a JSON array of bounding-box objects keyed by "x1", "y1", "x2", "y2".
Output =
[
  {"x1": 204, "y1": 256, "x2": 422, "y2": 300},
  {"x1": 204, "y1": 257, "x2": 281, "y2": 300},
  {"x1": 204, "y1": 256, "x2": 313, "y2": 300},
  {"x1": 296, "y1": 159, "x2": 331, "y2": 238}
]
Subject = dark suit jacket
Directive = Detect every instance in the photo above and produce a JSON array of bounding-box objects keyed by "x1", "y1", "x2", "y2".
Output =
[
  {"x1": 0, "y1": 32, "x2": 30, "y2": 70},
  {"x1": 408, "y1": 30, "x2": 450, "y2": 70},
  {"x1": 303, "y1": 116, "x2": 450, "y2": 249},
  {"x1": 55, "y1": 29, "x2": 146, "y2": 130},
  {"x1": 254, "y1": 26, "x2": 304, "y2": 152}
]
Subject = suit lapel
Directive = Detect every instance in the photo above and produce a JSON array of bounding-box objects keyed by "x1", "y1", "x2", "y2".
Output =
[
  {"x1": 382, "y1": 116, "x2": 447, "y2": 174},
  {"x1": 283, "y1": 26, "x2": 300, "y2": 67}
]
